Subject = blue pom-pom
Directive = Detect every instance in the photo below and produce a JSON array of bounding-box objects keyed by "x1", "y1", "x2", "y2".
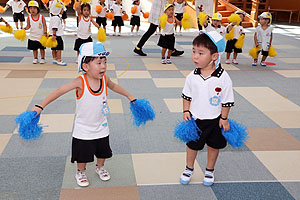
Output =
[
  {"x1": 15, "y1": 111, "x2": 43, "y2": 140},
  {"x1": 222, "y1": 119, "x2": 248, "y2": 149},
  {"x1": 129, "y1": 99, "x2": 156, "y2": 127},
  {"x1": 174, "y1": 118, "x2": 201, "y2": 143}
]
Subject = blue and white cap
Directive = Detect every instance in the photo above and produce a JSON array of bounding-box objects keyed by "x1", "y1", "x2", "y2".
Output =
[
  {"x1": 78, "y1": 42, "x2": 110, "y2": 73},
  {"x1": 199, "y1": 30, "x2": 225, "y2": 69}
]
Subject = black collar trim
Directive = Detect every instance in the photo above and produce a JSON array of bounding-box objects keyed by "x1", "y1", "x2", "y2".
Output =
[{"x1": 193, "y1": 64, "x2": 224, "y2": 79}]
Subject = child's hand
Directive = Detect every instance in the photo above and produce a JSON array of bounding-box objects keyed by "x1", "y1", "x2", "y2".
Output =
[
  {"x1": 52, "y1": 35, "x2": 56, "y2": 41},
  {"x1": 183, "y1": 111, "x2": 191, "y2": 122},
  {"x1": 128, "y1": 96, "x2": 137, "y2": 102},
  {"x1": 219, "y1": 118, "x2": 230, "y2": 131},
  {"x1": 31, "y1": 105, "x2": 43, "y2": 116}
]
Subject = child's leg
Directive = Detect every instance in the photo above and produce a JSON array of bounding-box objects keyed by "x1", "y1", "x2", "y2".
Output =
[
  {"x1": 226, "y1": 52, "x2": 231, "y2": 60},
  {"x1": 77, "y1": 163, "x2": 87, "y2": 171},
  {"x1": 261, "y1": 55, "x2": 268, "y2": 62},
  {"x1": 136, "y1": 26, "x2": 140, "y2": 32},
  {"x1": 206, "y1": 146, "x2": 219, "y2": 170},
  {"x1": 56, "y1": 50, "x2": 62, "y2": 61},
  {"x1": 33, "y1": 50, "x2": 38, "y2": 59},
  {"x1": 77, "y1": 51, "x2": 80, "y2": 57},
  {"x1": 233, "y1": 52, "x2": 238, "y2": 60},
  {"x1": 52, "y1": 50, "x2": 57, "y2": 60},
  {"x1": 161, "y1": 48, "x2": 167, "y2": 58},
  {"x1": 118, "y1": 26, "x2": 121, "y2": 33},
  {"x1": 113, "y1": 26, "x2": 116, "y2": 33},
  {"x1": 20, "y1": 21, "x2": 23, "y2": 29},
  {"x1": 131, "y1": 25, "x2": 134, "y2": 33},
  {"x1": 96, "y1": 158, "x2": 105, "y2": 167},
  {"x1": 186, "y1": 146, "x2": 198, "y2": 169},
  {"x1": 103, "y1": 26, "x2": 106, "y2": 33},
  {"x1": 40, "y1": 49, "x2": 45, "y2": 59},
  {"x1": 15, "y1": 22, "x2": 19, "y2": 29}
]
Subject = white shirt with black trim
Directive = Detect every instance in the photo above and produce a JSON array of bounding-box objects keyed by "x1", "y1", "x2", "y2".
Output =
[
  {"x1": 182, "y1": 65, "x2": 234, "y2": 120},
  {"x1": 204, "y1": 23, "x2": 226, "y2": 37}
]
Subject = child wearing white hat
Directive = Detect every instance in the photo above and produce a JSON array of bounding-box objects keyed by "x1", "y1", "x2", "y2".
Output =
[{"x1": 202, "y1": 13, "x2": 226, "y2": 37}]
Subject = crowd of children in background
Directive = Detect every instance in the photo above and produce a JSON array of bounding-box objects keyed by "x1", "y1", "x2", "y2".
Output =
[{"x1": 0, "y1": 0, "x2": 275, "y2": 67}]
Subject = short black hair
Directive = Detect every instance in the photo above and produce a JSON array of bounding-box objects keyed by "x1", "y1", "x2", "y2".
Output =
[
  {"x1": 81, "y1": 3, "x2": 91, "y2": 12},
  {"x1": 192, "y1": 33, "x2": 218, "y2": 54},
  {"x1": 81, "y1": 56, "x2": 106, "y2": 72}
]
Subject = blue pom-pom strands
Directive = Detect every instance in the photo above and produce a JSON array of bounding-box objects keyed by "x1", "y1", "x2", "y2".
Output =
[
  {"x1": 15, "y1": 111, "x2": 43, "y2": 140},
  {"x1": 129, "y1": 99, "x2": 156, "y2": 127},
  {"x1": 222, "y1": 119, "x2": 248, "y2": 149},
  {"x1": 174, "y1": 118, "x2": 201, "y2": 143}
]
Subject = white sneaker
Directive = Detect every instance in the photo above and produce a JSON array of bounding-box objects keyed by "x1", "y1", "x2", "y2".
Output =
[
  {"x1": 113, "y1": 32, "x2": 116, "y2": 36},
  {"x1": 40, "y1": 59, "x2": 45, "y2": 64},
  {"x1": 232, "y1": 59, "x2": 238, "y2": 64},
  {"x1": 203, "y1": 169, "x2": 214, "y2": 186},
  {"x1": 75, "y1": 170, "x2": 89, "y2": 187},
  {"x1": 225, "y1": 59, "x2": 230, "y2": 64},
  {"x1": 56, "y1": 60, "x2": 67, "y2": 66},
  {"x1": 53, "y1": 59, "x2": 58, "y2": 64},
  {"x1": 180, "y1": 168, "x2": 194, "y2": 184},
  {"x1": 130, "y1": 32, "x2": 134, "y2": 36},
  {"x1": 117, "y1": 32, "x2": 121, "y2": 36},
  {"x1": 96, "y1": 166, "x2": 110, "y2": 181},
  {"x1": 136, "y1": 32, "x2": 140, "y2": 36},
  {"x1": 33, "y1": 59, "x2": 38, "y2": 64}
]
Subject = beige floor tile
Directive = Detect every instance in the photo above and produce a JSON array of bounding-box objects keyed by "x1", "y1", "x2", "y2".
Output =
[
  {"x1": 246, "y1": 128, "x2": 300, "y2": 151},
  {"x1": 180, "y1": 45, "x2": 192, "y2": 50},
  {"x1": 108, "y1": 99, "x2": 124, "y2": 113},
  {"x1": 0, "y1": 63, "x2": 78, "y2": 71},
  {"x1": 132, "y1": 40, "x2": 157, "y2": 46},
  {"x1": 253, "y1": 151, "x2": 300, "y2": 181},
  {"x1": 0, "y1": 70, "x2": 10, "y2": 78},
  {"x1": 180, "y1": 70, "x2": 192, "y2": 77},
  {"x1": 39, "y1": 114, "x2": 75, "y2": 133},
  {"x1": 273, "y1": 70, "x2": 300, "y2": 78},
  {"x1": 116, "y1": 70, "x2": 151, "y2": 79},
  {"x1": 234, "y1": 87, "x2": 300, "y2": 112},
  {"x1": 6, "y1": 70, "x2": 47, "y2": 78},
  {"x1": 278, "y1": 58, "x2": 300, "y2": 64},
  {"x1": 132, "y1": 152, "x2": 203, "y2": 185},
  {"x1": 264, "y1": 111, "x2": 300, "y2": 128},
  {"x1": 0, "y1": 134, "x2": 12, "y2": 155},
  {"x1": 107, "y1": 63, "x2": 115, "y2": 71},
  {"x1": 45, "y1": 71, "x2": 80, "y2": 79},
  {"x1": 273, "y1": 44, "x2": 297, "y2": 49},
  {"x1": 222, "y1": 63, "x2": 240, "y2": 71},
  {"x1": 0, "y1": 78, "x2": 42, "y2": 115},
  {"x1": 144, "y1": 63, "x2": 178, "y2": 71},
  {"x1": 163, "y1": 98, "x2": 182, "y2": 112},
  {"x1": 142, "y1": 58, "x2": 162, "y2": 64},
  {"x1": 153, "y1": 78, "x2": 185, "y2": 88},
  {"x1": 240, "y1": 53, "x2": 252, "y2": 58}
]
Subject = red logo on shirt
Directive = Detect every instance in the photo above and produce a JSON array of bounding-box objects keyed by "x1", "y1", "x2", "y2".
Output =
[{"x1": 215, "y1": 87, "x2": 222, "y2": 95}]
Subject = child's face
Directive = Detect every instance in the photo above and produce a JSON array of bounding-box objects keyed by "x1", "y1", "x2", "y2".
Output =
[
  {"x1": 29, "y1": 7, "x2": 38, "y2": 15},
  {"x1": 177, "y1": 0, "x2": 183, "y2": 3},
  {"x1": 165, "y1": 6, "x2": 174, "y2": 17},
  {"x1": 212, "y1": 19, "x2": 221, "y2": 27},
  {"x1": 84, "y1": 57, "x2": 107, "y2": 79},
  {"x1": 116, "y1": 0, "x2": 121, "y2": 4},
  {"x1": 82, "y1": 6, "x2": 90, "y2": 17},
  {"x1": 100, "y1": 0, "x2": 105, "y2": 3},
  {"x1": 192, "y1": 45, "x2": 218, "y2": 69},
  {"x1": 135, "y1": 0, "x2": 140, "y2": 5},
  {"x1": 259, "y1": 18, "x2": 268, "y2": 25},
  {"x1": 238, "y1": 14, "x2": 244, "y2": 21}
]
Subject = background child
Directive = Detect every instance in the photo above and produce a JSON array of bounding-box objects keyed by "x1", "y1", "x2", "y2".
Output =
[
  {"x1": 174, "y1": 0, "x2": 186, "y2": 35},
  {"x1": 110, "y1": 0, "x2": 125, "y2": 36},
  {"x1": 158, "y1": 4, "x2": 179, "y2": 64},
  {"x1": 49, "y1": 0, "x2": 67, "y2": 66},
  {"x1": 96, "y1": 0, "x2": 108, "y2": 33},
  {"x1": 24, "y1": 1, "x2": 47, "y2": 64},
  {"x1": 203, "y1": 13, "x2": 225, "y2": 37},
  {"x1": 130, "y1": 0, "x2": 143, "y2": 36},
  {"x1": 225, "y1": 10, "x2": 245, "y2": 65},
  {"x1": 180, "y1": 31, "x2": 234, "y2": 187},
  {"x1": 75, "y1": 2, "x2": 100, "y2": 60},
  {"x1": 253, "y1": 12, "x2": 273, "y2": 67},
  {"x1": 3, "y1": 0, "x2": 28, "y2": 29},
  {"x1": 31, "y1": 42, "x2": 136, "y2": 187}
]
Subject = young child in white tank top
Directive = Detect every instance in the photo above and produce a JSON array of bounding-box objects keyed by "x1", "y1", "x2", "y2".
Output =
[
  {"x1": 24, "y1": 1, "x2": 47, "y2": 64},
  {"x1": 31, "y1": 42, "x2": 136, "y2": 187}
]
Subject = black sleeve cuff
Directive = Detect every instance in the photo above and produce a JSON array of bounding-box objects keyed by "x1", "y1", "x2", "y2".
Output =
[
  {"x1": 222, "y1": 102, "x2": 234, "y2": 107},
  {"x1": 182, "y1": 93, "x2": 192, "y2": 101}
]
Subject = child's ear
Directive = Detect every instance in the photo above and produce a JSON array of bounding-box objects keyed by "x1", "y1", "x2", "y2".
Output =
[
  {"x1": 82, "y1": 63, "x2": 89, "y2": 72},
  {"x1": 212, "y1": 52, "x2": 219, "y2": 61}
]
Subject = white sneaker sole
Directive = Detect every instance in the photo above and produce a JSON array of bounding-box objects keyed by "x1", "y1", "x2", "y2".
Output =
[{"x1": 74, "y1": 176, "x2": 89, "y2": 187}]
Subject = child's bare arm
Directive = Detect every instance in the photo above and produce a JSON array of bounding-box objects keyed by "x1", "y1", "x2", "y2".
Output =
[
  {"x1": 107, "y1": 77, "x2": 136, "y2": 101},
  {"x1": 269, "y1": 32, "x2": 273, "y2": 47},
  {"x1": 91, "y1": 18, "x2": 100, "y2": 28},
  {"x1": 183, "y1": 99, "x2": 191, "y2": 121},
  {"x1": 31, "y1": 77, "x2": 82, "y2": 115},
  {"x1": 76, "y1": 0, "x2": 81, "y2": 17},
  {"x1": 219, "y1": 107, "x2": 230, "y2": 131},
  {"x1": 42, "y1": 16, "x2": 47, "y2": 34},
  {"x1": 23, "y1": 17, "x2": 30, "y2": 30},
  {"x1": 254, "y1": 32, "x2": 258, "y2": 46}
]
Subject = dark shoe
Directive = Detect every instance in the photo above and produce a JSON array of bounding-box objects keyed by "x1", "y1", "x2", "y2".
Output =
[
  {"x1": 171, "y1": 49, "x2": 184, "y2": 56},
  {"x1": 134, "y1": 48, "x2": 147, "y2": 56}
]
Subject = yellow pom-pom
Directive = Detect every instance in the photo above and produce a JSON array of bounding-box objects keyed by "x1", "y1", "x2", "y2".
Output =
[
  {"x1": 97, "y1": 28, "x2": 106, "y2": 42},
  {"x1": 182, "y1": 13, "x2": 193, "y2": 30},
  {"x1": 46, "y1": 36, "x2": 58, "y2": 48},
  {"x1": 228, "y1": 13, "x2": 241, "y2": 25},
  {"x1": 0, "y1": 5, "x2": 5, "y2": 13},
  {"x1": 249, "y1": 46, "x2": 260, "y2": 59},
  {"x1": 268, "y1": 45, "x2": 277, "y2": 57},
  {"x1": 143, "y1": 12, "x2": 149, "y2": 19},
  {"x1": 0, "y1": 25, "x2": 13, "y2": 34},
  {"x1": 42, "y1": 0, "x2": 49, "y2": 4},
  {"x1": 81, "y1": 0, "x2": 91, "y2": 4},
  {"x1": 225, "y1": 27, "x2": 234, "y2": 40},
  {"x1": 198, "y1": 12, "x2": 208, "y2": 27},
  {"x1": 14, "y1": 29, "x2": 26, "y2": 41},
  {"x1": 122, "y1": 13, "x2": 128, "y2": 20},
  {"x1": 234, "y1": 34, "x2": 245, "y2": 49},
  {"x1": 40, "y1": 35, "x2": 48, "y2": 47},
  {"x1": 96, "y1": 5, "x2": 102, "y2": 14},
  {"x1": 131, "y1": 5, "x2": 137, "y2": 14},
  {"x1": 159, "y1": 13, "x2": 168, "y2": 29}
]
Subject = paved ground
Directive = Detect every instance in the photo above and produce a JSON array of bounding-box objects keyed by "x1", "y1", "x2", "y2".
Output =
[{"x1": 0, "y1": 14, "x2": 300, "y2": 200}]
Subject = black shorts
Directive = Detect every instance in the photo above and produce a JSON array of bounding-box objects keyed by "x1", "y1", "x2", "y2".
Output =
[
  {"x1": 71, "y1": 136, "x2": 112, "y2": 163},
  {"x1": 225, "y1": 39, "x2": 242, "y2": 53},
  {"x1": 13, "y1": 12, "x2": 25, "y2": 22},
  {"x1": 27, "y1": 39, "x2": 46, "y2": 50},
  {"x1": 175, "y1": 13, "x2": 183, "y2": 21},
  {"x1": 186, "y1": 116, "x2": 227, "y2": 150},
  {"x1": 74, "y1": 36, "x2": 93, "y2": 51},
  {"x1": 158, "y1": 34, "x2": 175, "y2": 50},
  {"x1": 50, "y1": 35, "x2": 64, "y2": 51},
  {"x1": 112, "y1": 16, "x2": 124, "y2": 26},
  {"x1": 258, "y1": 50, "x2": 269, "y2": 57},
  {"x1": 62, "y1": 11, "x2": 67, "y2": 19},
  {"x1": 130, "y1": 15, "x2": 140, "y2": 26},
  {"x1": 96, "y1": 16, "x2": 107, "y2": 27}
]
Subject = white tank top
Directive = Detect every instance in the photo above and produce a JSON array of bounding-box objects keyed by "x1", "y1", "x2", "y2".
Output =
[
  {"x1": 28, "y1": 14, "x2": 44, "y2": 41},
  {"x1": 73, "y1": 74, "x2": 109, "y2": 140},
  {"x1": 77, "y1": 15, "x2": 92, "y2": 40},
  {"x1": 162, "y1": 17, "x2": 175, "y2": 35}
]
